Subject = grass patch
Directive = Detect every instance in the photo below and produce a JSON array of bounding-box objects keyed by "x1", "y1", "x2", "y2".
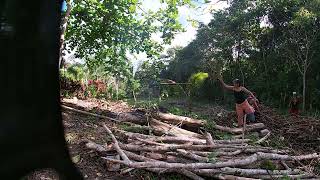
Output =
[
  {"x1": 133, "y1": 170, "x2": 186, "y2": 180},
  {"x1": 246, "y1": 133, "x2": 260, "y2": 144},
  {"x1": 118, "y1": 124, "x2": 148, "y2": 134},
  {"x1": 260, "y1": 160, "x2": 277, "y2": 170},
  {"x1": 207, "y1": 152, "x2": 217, "y2": 163}
]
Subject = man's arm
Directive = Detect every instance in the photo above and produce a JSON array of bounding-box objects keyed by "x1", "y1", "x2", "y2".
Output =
[{"x1": 242, "y1": 87, "x2": 258, "y2": 101}]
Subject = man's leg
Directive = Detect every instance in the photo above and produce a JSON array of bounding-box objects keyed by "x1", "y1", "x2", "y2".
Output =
[{"x1": 236, "y1": 105, "x2": 244, "y2": 127}]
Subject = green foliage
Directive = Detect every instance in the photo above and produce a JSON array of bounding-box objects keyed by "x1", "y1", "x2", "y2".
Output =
[
  {"x1": 163, "y1": 0, "x2": 320, "y2": 110},
  {"x1": 65, "y1": 0, "x2": 195, "y2": 73},
  {"x1": 188, "y1": 72, "x2": 209, "y2": 89},
  {"x1": 204, "y1": 119, "x2": 216, "y2": 132},
  {"x1": 118, "y1": 124, "x2": 147, "y2": 134},
  {"x1": 315, "y1": 162, "x2": 320, "y2": 175},
  {"x1": 280, "y1": 175, "x2": 291, "y2": 180},
  {"x1": 260, "y1": 160, "x2": 277, "y2": 171},
  {"x1": 60, "y1": 64, "x2": 85, "y2": 82},
  {"x1": 207, "y1": 152, "x2": 217, "y2": 163}
]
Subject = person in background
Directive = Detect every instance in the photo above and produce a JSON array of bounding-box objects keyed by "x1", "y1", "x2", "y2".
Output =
[
  {"x1": 289, "y1": 92, "x2": 300, "y2": 115},
  {"x1": 218, "y1": 77, "x2": 258, "y2": 127}
]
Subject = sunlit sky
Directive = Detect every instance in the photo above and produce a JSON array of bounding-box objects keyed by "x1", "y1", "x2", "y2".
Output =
[
  {"x1": 130, "y1": 0, "x2": 228, "y2": 71},
  {"x1": 141, "y1": 0, "x2": 228, "y2": 48},
  {"x1": 64, "y1": 0, "x2": 229, "y2": 70}
]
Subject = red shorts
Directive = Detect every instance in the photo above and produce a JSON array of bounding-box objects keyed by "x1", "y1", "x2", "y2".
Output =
[
  {"x1": 236, "y1": 100, "x2": 255, "y2": 126},
  {"x1": 289, "y1": 108, "x2": 299, "y2": 115}
]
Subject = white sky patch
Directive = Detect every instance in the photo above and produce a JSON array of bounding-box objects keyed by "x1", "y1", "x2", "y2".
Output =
[{"x1": 129, "y1": 0, "x2": 228, "y2": 69}]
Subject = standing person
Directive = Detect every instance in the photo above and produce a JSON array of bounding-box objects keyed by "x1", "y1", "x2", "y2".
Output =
[
  {"x1": 289, "y1": 92, "x2": 300, "y2": 115},
  {"x1": 218, "y1": 78, "x2": 258, "y2": 127}
]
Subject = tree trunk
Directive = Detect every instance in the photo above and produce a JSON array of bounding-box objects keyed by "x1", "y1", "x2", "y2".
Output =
[
  {"x1": 302, "y1": 70, "x2": 306, "y2": 112},
  {"x1": 154, "y1": 112, "x2": 205, "y2": 128},
  {"x1": 150, "y1": 118, "x2": 204, "y2": 139},
  {"x1": 59, "y1": 0, "x2": 72, "y2": 69}
]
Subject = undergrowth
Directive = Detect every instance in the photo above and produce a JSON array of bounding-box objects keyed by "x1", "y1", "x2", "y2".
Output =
[{"x1": 118, "y1": 124, "x2": 147, "y2": 134}]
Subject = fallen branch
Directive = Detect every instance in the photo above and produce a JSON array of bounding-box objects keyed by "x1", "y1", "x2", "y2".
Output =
[
  {"x1": 177, "y1": 149, "x2": 209, "y2": 162},
  {"x1": 205, "y1": 132, "x2": 215, "y2": 146},
  {"x1": 62, "y1": 105, "x2": 121, "y2": 122},
  {"x1": 216, "y1": 175, "x2": 261, "y2": 180},
  {"x1": 214, "y1": 123, "x2": 265, "y2": 134},
  {"x1": 85, "y1": 140, "x2": 108, "y2": 152},
  {"x1": 255, "y1": 132, "x2": 271, "y2": 144},
  {"x1": 135, "y1": 137, "x2": 166, "y2": 146},
  {"x1": 103, "y1": 152, "x2": 320, "y2": 169},
  {"x1": 103, "y1": 123, "x2": 130, "y2": 163},
  {"x1": 123, "y1": 150, "x2": 203, "y2": 180},
  {"x1": 119, "y1": 143, "x2": 247, "y2": 152},
  {"x1": 154, "y1": 112, "x2": 205, "y2": 128},
  {"x1": 192, "y1": 150, "x2": 243, "y2": 157},
  {"x1": 251, "y1": 174, "x2": 315, "y2": 179},
  {"x1": 150, "y1": 118, "x2": 203, "y2": 139}
]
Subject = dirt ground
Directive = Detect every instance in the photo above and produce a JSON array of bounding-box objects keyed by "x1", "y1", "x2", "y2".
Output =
[
  {"x1": 27, "y1": 99, "x2": 187, "y2": 180},
  {"x1": 26, "y1": 98, "x2": 320, "y2": 179}
]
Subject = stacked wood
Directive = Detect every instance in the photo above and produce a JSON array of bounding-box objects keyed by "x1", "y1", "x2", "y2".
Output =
[
  {"x1": 83, "y1": 121, "x2": 319, "y2": 179},
  {"x1": 62, "y1": 104, "x2": 320, "y2": 179}
]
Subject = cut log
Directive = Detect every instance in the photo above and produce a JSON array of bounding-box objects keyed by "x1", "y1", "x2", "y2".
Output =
[
  {"x1": 85, "y1": 140, "x2": 109, "y2": 152},
  {"x1": 255, "y1": 132, "x2": 271, "y2": 144},
  {"x1": 62, "y1": 105, "x2": 147, "y2": 125},
  {"x1": 259, "y1": 129, "x2": 270, "y2": 137},
  {"x1": 216, "y1": 175, "x2": 261, "y2": 180},
  {"x1": 205, "y1": 132, "x2": 215, "y2": 146},
  {"x1": 142, "y1": 152, "x2": 192, "y2": 163},
  {"x1": 122, "y1": 131, "x2": 250, "y2": 145},
  {"x1": 123, "y1": 150, "x2": 203, "y2": 180},
  {"x1": 117, "y1": 112, "x2": 147, "y2": 125},
  {"x1": 251, "y1": 174, "x2": 315, "y2": 179},
  {"x1": 192, "y1": 150, "x2": 243, "y2": 157},
  {"x1": 146, "y1": 136, "x2": 206, "y2": 145},
  {"x1": 116, "y1": 130, "x2": 153, "y2": 139},
  {"x1": 135, "y1": 137, "x2": 166, "y2": 146},
  {"x1": 154, "y1": 112, "x2": 205, "y2": 128},
  {"x1": 150, "y1": 118, "x2": 204, "y2": 139},
  {"x1": 217, "y1": 167, "x2": 302, "y2": 176},
  {"x1": 193, "y1": 168, "x2": 302, "y2": 178},
  {"x1": 62, "y1": 105, "x2": 121, "y2": 123},
  {"x1": 103, "y1": 152, "x2": 320, "y2": 169},
  {"x1": 176, "y1": 149, "x2": 209, "y2": 162},
  {"x1": 214, "y1": 123, "x2": 265, "y2": 134},
  {"x1": 119, "y1": 143, "x2": 247, "y2": 152}
]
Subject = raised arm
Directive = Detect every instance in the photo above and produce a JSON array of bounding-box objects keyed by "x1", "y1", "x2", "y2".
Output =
[{"x1": 218, "y1": 78, "x2": 234, "y2": 91}]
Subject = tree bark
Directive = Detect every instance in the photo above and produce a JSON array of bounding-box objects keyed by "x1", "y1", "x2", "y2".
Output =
[
  {"x1": 61, "y1": 105, "x2": 121, "y2": 123},
  {"x1": 104, "y1": 152, "x2": 319, "y2": 169},
  {"x1": 205, "y1": 132, "x2": 215, "y2": 146},
  {"x1": 302, "y1": 69, "x2": 306, "y2": 111},
  {"x1": 59, "y1": 0, "x2": 72, "y2": 68},
  {"x1": 176, "y1": 149, "x2": 209, "y2": 162},
  {"x1": 123, "y1": 151, "x2": 204, "y2": 180},
  {"x1": 214, "y1": 123, "x2": 265, "y2": 134},
  {"x1": 118, "y1": 143, "x2": 239, "y2": 152},
  {"x1": 150, "y1": 118, "x2": 204, "y2": 139},
  {"x1": 154, "y1": 112, "x2": 205, "y2": 128}
]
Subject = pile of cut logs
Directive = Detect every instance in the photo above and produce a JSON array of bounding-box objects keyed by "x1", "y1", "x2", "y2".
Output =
[{"x1": 73, "y1": 108, "x2": 320, "y2": 180}]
